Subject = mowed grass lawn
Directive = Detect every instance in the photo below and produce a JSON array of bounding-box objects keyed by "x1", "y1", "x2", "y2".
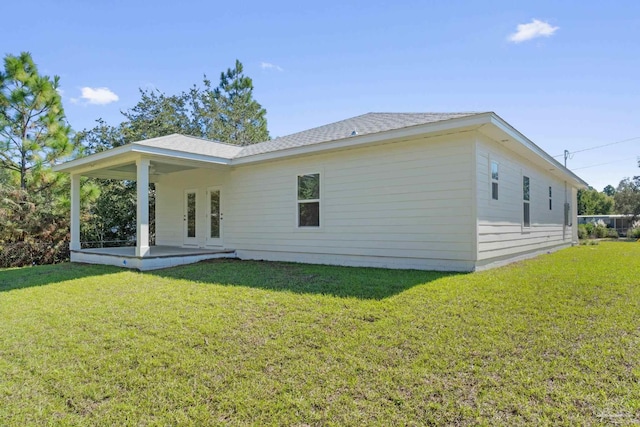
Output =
[{"x1": 1, "y1": 242, "x2": 639, "y2": 426}]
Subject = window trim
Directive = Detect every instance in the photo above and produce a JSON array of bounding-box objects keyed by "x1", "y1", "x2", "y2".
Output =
[
  {"x1": 523, "y1": 175, "x2": 531, "y2": 229},
  {"x1": 490, "y1": 160, "x2": 499, "y2": 201},
  {"x1": 296, "y1": 172, "x2": 322, "y2": 230}
]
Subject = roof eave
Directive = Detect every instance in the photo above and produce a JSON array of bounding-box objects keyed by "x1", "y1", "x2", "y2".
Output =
[
  {"x1": 52, "y1": 143, "x2": 233, "y2": 174},
  {"x1": 487, "y1": 113, "x2": 589, "y2": 188}
]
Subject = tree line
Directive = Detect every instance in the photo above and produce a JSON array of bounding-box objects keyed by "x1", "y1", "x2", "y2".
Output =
[
  {"x1": 0, "y1": 53, "x2": 269, "y2": 267},
  {"x1": 577, "y1": 177, "x2": 640, "y2": 217}
]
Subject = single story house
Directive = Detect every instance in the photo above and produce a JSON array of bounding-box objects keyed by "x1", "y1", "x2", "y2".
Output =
[{"x1": 53, "y1": 112, "x2": 588, "y2": 271}]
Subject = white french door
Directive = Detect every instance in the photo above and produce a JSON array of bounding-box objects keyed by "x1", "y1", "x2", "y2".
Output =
[
  {"x1": 206, "y1": 187, "x2": 223, "y2": 246},
  {"x1": 183, "y1": 189, "x2": 198, "y2": 246}
]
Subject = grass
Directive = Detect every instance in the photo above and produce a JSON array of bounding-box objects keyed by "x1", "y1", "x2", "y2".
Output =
[{"x1": 1, "y1": 242, "x2": 639, "y2": 426}]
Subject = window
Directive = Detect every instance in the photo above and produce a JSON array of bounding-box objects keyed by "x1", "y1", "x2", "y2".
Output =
[
  {"x1": 491, "y1": 161, "x2": 499, "y2": 200},
  {"x1": 523, "y1": 176, "x2": 530, "y2": 228},
  {"x1": 297, "y1": 173, "x2": 320, "y2": 227},
  {"x1": 548, "y1": 186, "x2": 552, "y2": 210}
]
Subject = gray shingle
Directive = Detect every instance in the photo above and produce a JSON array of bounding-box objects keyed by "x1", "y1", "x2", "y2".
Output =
[
  {"x1": 236, "y1": 112, "x2": 485, "y2": 158},
  {"x1": 135, "y1": 134, "x2": 244, "y2": 159}
]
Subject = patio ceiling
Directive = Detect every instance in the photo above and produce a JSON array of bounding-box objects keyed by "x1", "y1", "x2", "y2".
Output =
[{"x1": 81, "y1": 159, "x2": 201, "y2": 181}]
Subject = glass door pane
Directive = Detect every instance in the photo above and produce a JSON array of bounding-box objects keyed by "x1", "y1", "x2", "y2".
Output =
[
  {"x1": 210, "y1": 190, "x2": 220, "y2": 238},
  {"x1": 187, "y1": 192, "x2": 196, "y2": 238}
]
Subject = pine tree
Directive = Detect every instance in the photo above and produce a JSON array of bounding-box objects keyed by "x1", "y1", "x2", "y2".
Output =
[
  {"x1": 0, "y1": 52, "x2": 72, "y2": 190},
  {"x1": 205, "y1": 60, "x2": 269, "y2": 145}
]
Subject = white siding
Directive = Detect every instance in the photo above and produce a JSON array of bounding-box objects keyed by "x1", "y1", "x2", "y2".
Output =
[
  {"x1": 152, "y1": 130, "x2": 578, "y2": 272},
  {"x1": 475, "y1": 133, "x2": 574, "y2": 265},
  {"x1": 222, "y1": 134, "x2": 477, "y2": 271},
  {"x1": 155, "y1": 168, "x2": 229, "y2": 248}
]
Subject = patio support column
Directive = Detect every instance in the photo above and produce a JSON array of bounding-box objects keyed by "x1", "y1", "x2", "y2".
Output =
[
  {"x1": 136, "y1": 158, "x2": 151, "y2": 257},
  {"x1": 70, "y1": 173, "x2": 81, "y2": 251}
]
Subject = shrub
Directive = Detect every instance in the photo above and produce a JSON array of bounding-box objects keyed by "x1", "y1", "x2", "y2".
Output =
[
  {"x1": 578, "y1": 224, "x2": 589, "y2": 240},
  {"x1": 594, "y1": 225, "x2": 608, "y2": 239},
  {"x1": 0, "y1": 185, "x2": 70, "y2": 268},
  {"x1": 0, "y1": 239, "x2": 69, "y2": 268},
  {"x1": 607, "y1": 229, "x2": 619, "y2": 239},
  {"x1": 584, "y1": 222, "x2": 595, "y2": 237},
  {"x1": 629, "y1": 227, "x2": 640, "y2": 239}
]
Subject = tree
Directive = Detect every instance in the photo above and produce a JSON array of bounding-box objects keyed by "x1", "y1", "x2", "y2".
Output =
[
  {"x1": 74, "y1": 120, "x2": 139, "y2": 246},
  {"x1": 603, "y1": 185, "x2": 616, "y2": 197},
  {"x1": 0, "y1": 52, "x2": 72, "y2": 190},
  {"x1": 120, "y1": 89, "x2": 201, "y2": 142},
  {"x1": 614, "y1": 177, "x2": 640, "y2": 218},
  {"x1": 204, "y1": 60, "x2": 269, "y2": 145},
  {"x1": 577, "y1": 187, "x2": 614, "y2": 215}
]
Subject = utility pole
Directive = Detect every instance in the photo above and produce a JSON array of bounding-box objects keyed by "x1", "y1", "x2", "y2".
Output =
[{"x1": 564, "y1": 150, "x2": 570, "y2": 168}]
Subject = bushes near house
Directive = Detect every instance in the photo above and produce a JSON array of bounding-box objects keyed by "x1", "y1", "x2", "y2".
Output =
[
  {"x1": 629, "y1": 227, "x2": 640, "y2": 239},
  {"x1": 578, "y1": 220, "x2": 622, "y2": 240},
  {"x1": 577, "y1": 224, "x2": 589, "y2": 240},
  {"x1": 0, "y1": 239, "x2": 69, "y2": 268},
  {"x1": 594, "y1": 224, "x2": 609, "y2": 238}
]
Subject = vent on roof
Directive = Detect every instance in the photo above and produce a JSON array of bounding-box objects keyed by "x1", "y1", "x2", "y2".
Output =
[{"x1": 351, "y1": 130, "x2": 358, "y2": 136}]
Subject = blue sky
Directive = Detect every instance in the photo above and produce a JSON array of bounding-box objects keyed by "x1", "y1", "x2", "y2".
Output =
[{"x1": 4, "y1": 0, "x2": 640, "y2": 191}]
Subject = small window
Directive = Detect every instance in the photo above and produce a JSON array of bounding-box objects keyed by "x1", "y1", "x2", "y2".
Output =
[
  {"x1": 523, "y1": 176, "x2": 530, "y2": 228},
  {"x1": 491, "y1": 161, "x2": 499, "y2": 200},
  {"x1": 548, "y1": 186, "x2": 552, "y2": 210},
  {"x1": 297, "y1": 173, "x2": 320, "y2": 227}
]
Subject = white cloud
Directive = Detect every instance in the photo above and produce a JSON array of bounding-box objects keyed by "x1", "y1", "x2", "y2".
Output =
[
  {"x1": 260, "y1": 62, "x2": 283, "y2": 71},
  {"x1": 509, "y1": 19, "x2": 559, "y2": 43},
  {"x1": 77, "y1": 87, "x2": 119, "y2": 105}
]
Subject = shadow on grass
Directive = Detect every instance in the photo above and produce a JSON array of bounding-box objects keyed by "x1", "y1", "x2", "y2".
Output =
[
  {"x1": 150, "y1": 258, "x2": 464, "y2": 300},
  {"x1": 0, "y1": 263, "x2": 121, "y2": 293}
]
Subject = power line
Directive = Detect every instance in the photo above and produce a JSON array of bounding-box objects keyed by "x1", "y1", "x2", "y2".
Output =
[
  {"x1": 571, "y1": 157, "x2": 637, "y2": 171},
  {"x1": 553, "y1": 135, "x2": 640, "y2": 158}
]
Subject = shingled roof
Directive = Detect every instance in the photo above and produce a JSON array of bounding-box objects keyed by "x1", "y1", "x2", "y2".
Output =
[
  {"x1": 135, "y1": 133, "x2": 244, "y2": 159},
  {"x1": 236, "y1": 112, "x2": 484, "y2": 158}
]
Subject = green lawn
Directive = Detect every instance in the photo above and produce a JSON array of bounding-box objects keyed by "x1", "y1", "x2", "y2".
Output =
[{"x1": 1, "y1": 242, "x2": 639, "y2": 426}]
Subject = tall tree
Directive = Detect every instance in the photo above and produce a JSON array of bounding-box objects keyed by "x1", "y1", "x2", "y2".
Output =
[
  {"x1": 120, "y1": 89, "x2": 200, "y2": 142},
  {"x1": 204, "y1": 60, "x2": 269, "y2": 145},
  {"x1": 0, "y1": 52, "x2": 72, "y2": 190},
  {"x1": 603, "y1": 185, "x2": 616, "y2": 197},
  {"x1": 577, "y1": 187, "x2": 614, "y2": 215},
  {"x1": 614, "y1": 177, "x2": 640, "y2": 218}
]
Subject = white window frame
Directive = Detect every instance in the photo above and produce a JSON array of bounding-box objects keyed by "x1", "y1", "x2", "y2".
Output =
[
  {"x1": 490, "y1": 161, "x2": 499, "y2": 201},
  {"x1": 523, "y1": 175, "x2": 531, "y2": 229},
  {"x1": 296, "y1": 172, "x2": 321, "y2": 230}
]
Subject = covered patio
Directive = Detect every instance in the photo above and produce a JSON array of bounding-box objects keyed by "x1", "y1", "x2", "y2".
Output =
[
  {"x1": 53, "y1": 134, "x2": 240, "y2": 270},
  {"x1": 74, "y1": 246, "x2": 236, "y2": 271}
]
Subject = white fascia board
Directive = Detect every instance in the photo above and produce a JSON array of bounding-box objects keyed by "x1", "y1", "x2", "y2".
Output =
[
  {"x1": 230, "y1": 113, "x2": 494, "y2": 165},
  {"x1": 52, "y1": 144, "x2": 134, "y2": 173},
  {"x1": 131, "y1": 146, "x2": 232, "y2": 166},
  {"x1": 489, "y1": 114, "x2": 589, "y2": 188},
  {"x1": 53, "y1": 144, "x2": 232, "y2": 174}
]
